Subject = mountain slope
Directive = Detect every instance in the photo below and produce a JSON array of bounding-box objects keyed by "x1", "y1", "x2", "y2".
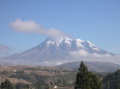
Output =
[
  {"x1": 57, "y1": 61, "x2": 120, "y2": 72},
  {"x1": 0, "y1": 37, "x2": 115, "y2": 65}
]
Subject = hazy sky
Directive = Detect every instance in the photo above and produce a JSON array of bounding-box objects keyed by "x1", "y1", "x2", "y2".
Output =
[{"x1": 0, "y1": 0, "x2": 120, "y2": 55}]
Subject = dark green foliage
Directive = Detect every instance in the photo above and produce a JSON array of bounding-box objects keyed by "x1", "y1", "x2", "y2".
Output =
[
  {"x1": 89, "y1": 72, "x2": 102, "y2": 89},
  {"x1": 1, "y1": 79, "x2": 13, "y2": 89},
  {"x1": 75, "y1": 61, "x2": 102, "y2": 89},
  {"x1": 75, "y1": 62, "x2": 90, "y2": 89},
  {"x1": 13, "y1": 71, "x2": 30, "y2": 80},
  {"x1": 10, "y1": 71, "x2": 46, "y2": 83},
  {"x1": 15, "y1": 83, "x2": 32, "y2": 89},
  {"x1": 0, "y1": 71, "x2": 10, "y2": 75},
  {"x1": 34, "y1": 81, "x2": 49, "y2": 89},
  {"x1": 19, "y1": 84, "x2": 31, "y2": 89},
  {"x1": 103, "y1": 70, "x2": 120, "y2": 89}
]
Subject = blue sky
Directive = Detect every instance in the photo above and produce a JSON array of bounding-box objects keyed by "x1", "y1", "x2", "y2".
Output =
[{"x1": 0, "y1": 0, "x2": 120, "y2": 56}]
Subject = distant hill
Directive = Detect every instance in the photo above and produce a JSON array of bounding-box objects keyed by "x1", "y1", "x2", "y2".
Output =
[
  {"x1": 0, "y1": 65, "x2": 76, "y2": 84},
  {"x1": 57, "y1": 61, "x2": 120, "y2": 72},
  {"x1": 0, "y1": 65, "x2": 76, "y2": 89}
]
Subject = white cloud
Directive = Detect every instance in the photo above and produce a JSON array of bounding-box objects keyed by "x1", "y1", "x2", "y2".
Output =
[
  {"x1": 70, "y1": 50, "x2": 88, "y2": 57},
  {"x1": 10, "y1": 19, "x2": 67, "y2": 38},
  {"x1": 43, "y1": 61, "x2": 63, "y2": 65},
  {"x1": 70, "y1": 50, "x2": 112, "y2": 58},
  {"x1": 10, "y1": 19, "x2": 40, "y2": 32},
  {"x1": 68, "y1": 49, "x2": 120, "y2": 65}
]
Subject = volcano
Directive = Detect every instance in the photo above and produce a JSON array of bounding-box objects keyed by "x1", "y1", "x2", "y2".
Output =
[{"x1": 0, "y1": 37, "x2": 115, "y2": 65}]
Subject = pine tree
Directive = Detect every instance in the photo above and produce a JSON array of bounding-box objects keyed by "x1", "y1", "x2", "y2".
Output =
[
  {"x1": 75, "y1": 61, "x2": 90, "y2": 89},
  {"x1": 106, "y1": 81, "x2": 110, "y2": 89},
  {"x1": 103, "y1": 70, "x2": 120, "y2": 89},
  {"x1": 75, "y1": 61, "x2": 102, "y2": 89},
  {"x1": 1, "y1": 79, "x2": 13, "y2": 89}
]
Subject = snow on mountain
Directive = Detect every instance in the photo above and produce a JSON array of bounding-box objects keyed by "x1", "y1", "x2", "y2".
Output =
[
  {"x1": 40, "y1": 37, "x2": 112, "y2": 55},
  {"x1": 0, "y1": 37, "x2": 115, "y2": 65},
  {"x1": 46, "y1": 37, "x2": 73, "y2": 46}
]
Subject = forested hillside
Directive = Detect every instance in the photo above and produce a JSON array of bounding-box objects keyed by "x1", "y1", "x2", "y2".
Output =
[{"x1": 0, "y1": 65, "x2": 120, "y2": 89}]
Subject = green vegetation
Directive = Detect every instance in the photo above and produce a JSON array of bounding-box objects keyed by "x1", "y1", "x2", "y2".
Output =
[
  {"x1": 75, "y1": 61, "x2": 102, "y2": 89},
  {"x1": 0, "y1": 66, "x2": 75, "y2": 89},
  {"x1": 102, "y1": 70, "x2": 120, "y2": 89},
  {"x1": 1, "y1": 79, "x2": 13, "y2": 89},
  {"x1": 74, "y1": 62, "x2": 120, "y2": 89},
  {"x1": 0, "y1": 64, "x2": 120, "y2": 89}
]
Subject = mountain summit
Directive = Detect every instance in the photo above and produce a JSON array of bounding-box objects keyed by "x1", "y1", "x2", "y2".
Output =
[
  {"x1": 1, "y1": 37, "x2": 113, "y2": 65},
  {"x1": 37, "y1": 37, "x2": 112, "y2": 55}
]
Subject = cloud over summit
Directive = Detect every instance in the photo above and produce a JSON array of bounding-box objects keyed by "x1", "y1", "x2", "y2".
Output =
[{"x1": 10, "y1": 19, "x2": 67, "y2": 38}]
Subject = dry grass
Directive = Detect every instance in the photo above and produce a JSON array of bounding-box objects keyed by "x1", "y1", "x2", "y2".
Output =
[{"x1": 0, "y1": 65, "x2": 75, "y2": 84}]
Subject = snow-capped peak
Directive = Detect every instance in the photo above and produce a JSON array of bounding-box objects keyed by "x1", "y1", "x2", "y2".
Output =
[
  {"x1": 45, "y1": 37, "x2": 73, "y2": 46},
  {"x1": 44, "y1": 37, "x2": 98, "y2": 49},
  {"x1": 86, "y1": 41, "x2": 101, "y2": 51},
  {"x1": 75, "y1": 39, "x2": 85, "y2": 48},
  {"x1": 39, "y1": 36, "x2": 112, "y2": 55},
  {"x1": 87, "y1": 41, "x2": 96, "y2": 47}
]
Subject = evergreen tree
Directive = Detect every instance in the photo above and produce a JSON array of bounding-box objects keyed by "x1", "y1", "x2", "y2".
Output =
[
  {"x1": 34, "y1": 81, "x2": 49, "y2": 89},
  {"x1": 1, "y1": 79, "x2": 13, "y2": 89},
  {"x1": 20, "y1": 84, "x2": 31, "y2": 89},
  {"x1": 75, "y1": 61, "x2": 102, "y2": 89},
  {"x1": 106, "y1": 81, "x2": 110, "y2": 89},
  {"x1": 89, "y1": 72, "x2": 102, "y2": 89},
  {"x1": 103, "y1": 70, "x2": 120, "y2": 89},
  {"x1": 75, "y1": 61, "x2": 90, "y2": 89}
]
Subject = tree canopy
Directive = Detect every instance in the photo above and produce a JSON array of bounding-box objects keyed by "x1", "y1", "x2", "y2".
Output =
[
  {"x1": 75, "y1": 61, "x2": 102, "y2": 89},
  {"x1": 1, "y1": 79, "x2": 13, "y2": 89}
]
